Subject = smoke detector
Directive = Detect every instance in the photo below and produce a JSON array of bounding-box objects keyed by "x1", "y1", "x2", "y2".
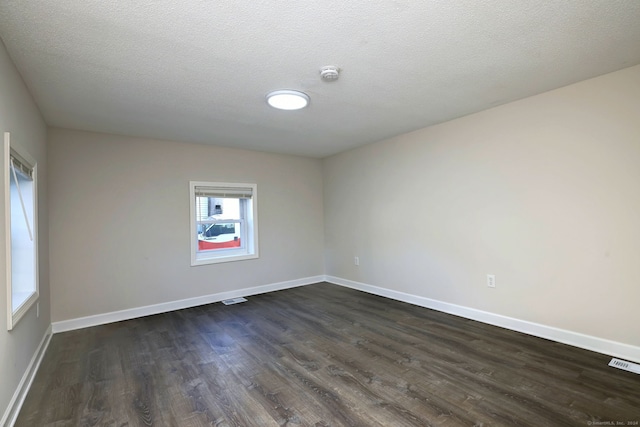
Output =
[{"x1": 320, "y1": 65, "x2": 341, "y2": 82}]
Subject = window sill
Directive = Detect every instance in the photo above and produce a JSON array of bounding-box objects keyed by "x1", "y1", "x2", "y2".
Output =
[
  {"x1": 191, "y1": 252, "x2": 258, "y2": 266},
  {"x1": 9, "y1": 291, "x2": 38, "y2": 330}
]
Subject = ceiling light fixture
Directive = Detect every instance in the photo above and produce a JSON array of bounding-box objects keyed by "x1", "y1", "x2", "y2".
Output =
[{"x1": 266, "y1": 90, "x2": 309, "y2": 110}]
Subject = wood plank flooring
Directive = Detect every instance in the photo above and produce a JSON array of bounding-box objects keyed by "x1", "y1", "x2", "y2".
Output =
[{"x1": 16, "y1": 283, "x2": 640, "y2": 426}]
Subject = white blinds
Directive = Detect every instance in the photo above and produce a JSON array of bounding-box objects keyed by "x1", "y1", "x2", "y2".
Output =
[
  {"x1": 9, "y1": 157, "x2": 34, "y2": 241},
  {"x1": 10, "y1": 154, "x2": 33, "y2": 179},
  {"x1": 194, "y1": 186, "x2": 253, "y2": 199}
]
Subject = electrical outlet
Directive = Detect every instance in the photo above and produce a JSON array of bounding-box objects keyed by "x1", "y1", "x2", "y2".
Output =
[
  {"x1": 487, "y1": 274, "x2": 496, "y2": 288},
  {"x1": 354, "y1": 256, "x2": 359, "y2": 266}
]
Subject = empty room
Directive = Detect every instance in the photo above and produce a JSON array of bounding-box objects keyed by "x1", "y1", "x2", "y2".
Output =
[{"x1": 1, "y1": 1, "x2": 640, "y2": 426}]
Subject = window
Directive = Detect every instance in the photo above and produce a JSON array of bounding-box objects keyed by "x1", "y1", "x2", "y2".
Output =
[
  {"x1": 190, "y1": 181, "x2": 258, "y2": 266},
  {"x1": 4, "y1": 132, "x2": 38, "y2": 330}
]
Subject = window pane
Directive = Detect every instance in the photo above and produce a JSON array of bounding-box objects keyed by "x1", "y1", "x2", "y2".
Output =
[
  {"x1": 195, "y1": 197, "x2": 240, "y2": 221},
  {"x1": 198, "y1": 221, "x2": 242, "y2": 251},
  {"x1": 10, "y1": 166, "x2": 36, "y2": 312},
  {"x1": 196, "y1": 197, "x2": 243, "y2": 252}
]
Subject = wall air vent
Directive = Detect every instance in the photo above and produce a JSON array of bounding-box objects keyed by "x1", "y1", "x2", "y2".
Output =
[{"x1": 608, "y1": 358, "x2": 640, "y2": 375}]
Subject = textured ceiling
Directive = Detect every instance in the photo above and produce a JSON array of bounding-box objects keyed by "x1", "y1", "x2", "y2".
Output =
[{"x1": 1, "y1": 1, "x2": 640, "y2": 158}]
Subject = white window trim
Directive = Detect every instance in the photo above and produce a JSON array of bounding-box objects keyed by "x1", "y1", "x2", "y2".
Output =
[
  {"x1": 189, "y1": 181, "x2": 259, "y2": 266},
  {"x1": 4, "y1": 132, "x2": 39, "y2": 330}
]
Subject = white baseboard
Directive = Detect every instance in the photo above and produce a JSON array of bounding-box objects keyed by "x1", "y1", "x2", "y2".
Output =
[
  {"x1": 49, "y1": 274, "x2": 640, "y2": 363},
  {"x1": 325, "y1": 275, "x2": 640, "y2": 364},
  {"x1": 52, "y1": 275, "x2": 324, "y2": 333},
  {"x1": 1, "y1": 324, "x2": 52, "y2": 427}
]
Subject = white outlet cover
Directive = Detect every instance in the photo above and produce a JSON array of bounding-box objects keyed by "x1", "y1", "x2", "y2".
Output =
[{"x1": 487, "y1": 274, "x2": 496, "y2": 288}]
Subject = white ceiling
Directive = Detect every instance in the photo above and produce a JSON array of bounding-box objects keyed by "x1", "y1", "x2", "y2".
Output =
[{"x1": 1, "y1": 1, "x2": 640, "y2": 158}]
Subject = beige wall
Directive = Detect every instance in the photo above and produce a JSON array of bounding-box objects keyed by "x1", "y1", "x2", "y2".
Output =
[
  {"x1": 0, "y1": 40, "x2": 49, "y2": 419},
  {"x1": 323, "y1": 65, "x2": 640, "y2": 347},
  {"x1": 3, "y1": 39, "x2": 638, "y2": 422},
  {"x1": 48, "y1": 129, "x2": 324, "y2": 322}
]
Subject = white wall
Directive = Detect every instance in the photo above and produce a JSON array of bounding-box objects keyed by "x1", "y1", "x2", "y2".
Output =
[
  {"x1": 323, "y1": 65, "x2": 640, "y2": 348},
  {"x1": 48, "y1": 128, "x2": 324, "y2": 322},
  {"x1": 0, "y1": 39, "x2": 49, "y2": 421}
]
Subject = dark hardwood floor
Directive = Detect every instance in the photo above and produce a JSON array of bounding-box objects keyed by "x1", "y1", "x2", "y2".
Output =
[{"x1": 17, "y1": 283, "x2": 640, "y2": 426}]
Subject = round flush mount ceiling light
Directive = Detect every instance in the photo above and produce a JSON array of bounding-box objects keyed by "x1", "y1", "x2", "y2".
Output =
[{"x1": 266, "y1": 90, "x2": 309, "y2": 110}]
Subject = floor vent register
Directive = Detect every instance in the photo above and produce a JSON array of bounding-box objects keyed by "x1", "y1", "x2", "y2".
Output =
[
  {"x1": 222, "y1": 297, "x2": 248, "y2": 305},
  {"x1": 609, "y1": 358, "x2": 640, "y2": 375}
]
